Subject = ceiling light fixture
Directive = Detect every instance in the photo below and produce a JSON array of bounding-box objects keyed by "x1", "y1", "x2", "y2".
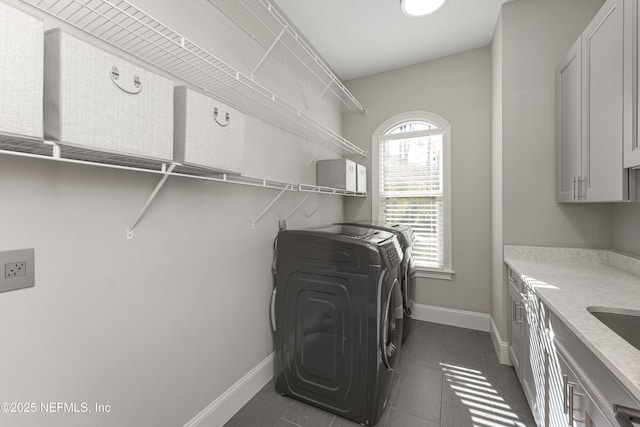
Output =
[{"x1": 400, "y1": 0, "x2": 447, "y2": 17}]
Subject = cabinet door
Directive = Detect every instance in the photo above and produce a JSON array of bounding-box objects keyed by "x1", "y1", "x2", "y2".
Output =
[
  {"x1": 557, "y1": 37, "x2": 583, "y2": 202},
  {"x1": 508, "y1": 281, "x2": 523, "y2": 374},
  {"x1": 550, "y1": 342, "x2": 615, "y2": 427},
  {"x1": 520, "y1": 289, "x2": 539, "y2": 423},
  {"x1": 582, "y1": 0, "x2": 630, "y2": 201},
  {"x1": 626, "y1": 0, "x2": 640, "y2": 168}
]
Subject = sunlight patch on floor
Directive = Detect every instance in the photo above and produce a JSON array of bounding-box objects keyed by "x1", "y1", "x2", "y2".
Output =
[{"x1": 441, "y1": 362, "x2": 528, "y2": 427}]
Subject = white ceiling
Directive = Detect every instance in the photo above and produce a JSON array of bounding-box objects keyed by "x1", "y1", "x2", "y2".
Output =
[{"x1": 273, "y1": 0, "x2": 510, "y2": 81}]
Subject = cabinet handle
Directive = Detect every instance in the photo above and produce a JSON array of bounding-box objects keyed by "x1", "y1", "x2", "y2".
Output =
[
  {"x1": 515, "y1": 302, "x2": 524, "y2": 323},
  {"x1": 568, "y1": 383, "x2": 575, "y2": 426},
  {"x1": 578, "y1": 177, "x2": 585, "y2": 201},
  {"x1": 567, "y1": 383, "x2": 586, "y2": 426},
  {"x1": 563, "y1": 374, "x2": 569, "y2": 414},
  {"x1": 573, "y1": 177, "x2": 577, "y2": 201}
]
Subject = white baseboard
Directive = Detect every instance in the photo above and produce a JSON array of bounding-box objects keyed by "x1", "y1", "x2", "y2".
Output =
[
  {"x1": 490, "y1": 317, "x2": 512, "y2": 365},
  {"x1": 411, "y1": 303, "x2": 491, "y2": 332},
  {"x1": 184, "y1": 353, "x2": 274, "y2": 427}
]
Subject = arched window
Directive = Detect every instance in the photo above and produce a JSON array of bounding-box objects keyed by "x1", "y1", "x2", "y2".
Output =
[{"x1": 373, "y1": 112, "x2": 452, "y2": 277}]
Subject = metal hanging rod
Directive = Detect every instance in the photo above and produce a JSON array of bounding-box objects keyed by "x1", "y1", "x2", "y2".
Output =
[{"x1": 18, "y1": 0, "x2": 366, "y2": 157}]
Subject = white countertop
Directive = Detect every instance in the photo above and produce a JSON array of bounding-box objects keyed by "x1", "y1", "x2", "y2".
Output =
[{"x1": 504, "y1": 246, "x2": 640, "y2": 403}]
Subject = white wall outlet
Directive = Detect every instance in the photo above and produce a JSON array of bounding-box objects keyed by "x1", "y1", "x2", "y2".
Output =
[
  {"x1": 5, "y1": 261, "x2": 27, "y2": 278},
  {"x1": 0, "y1": 249, "x2": 35, "y2": 293}
]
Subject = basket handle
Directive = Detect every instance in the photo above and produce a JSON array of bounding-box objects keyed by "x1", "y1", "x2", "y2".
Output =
[
  {"x1": 110, "y1": 66, "x2": 142, "y2": 95},
  {"x1": 214, "y1": 107, "x2": 230, "y2": 127}
]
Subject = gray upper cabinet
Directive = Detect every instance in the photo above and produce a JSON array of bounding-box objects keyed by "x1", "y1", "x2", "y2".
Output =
[
  {"x1": 556, "y1": 38, "x2": 582, "y2": 202},
  {"x1": 626, "y1": 0, "x2": 640, "y2": 168},
  {"x1": 557, "y1": 0, "x2": 634, "y2": 203},
  {"x1": 582, "y1": 0, "x2": 630, "y2": 201}
]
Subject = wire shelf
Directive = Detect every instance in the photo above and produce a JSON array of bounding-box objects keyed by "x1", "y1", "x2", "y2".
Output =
[
  {"x1": 207, "y1": 0, "x2": 365, "y2": 115},
  {"x1": 19, "y1": 0, "x2": 366, "y2": 157},
  {"x1": 0, "y1": 136, "x2": 366, "y2": 197}
]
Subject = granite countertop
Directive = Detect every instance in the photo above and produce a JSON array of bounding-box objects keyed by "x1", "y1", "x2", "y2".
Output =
[{"x1": 504, "y1": 246, "x2": 640, "y2": 403}]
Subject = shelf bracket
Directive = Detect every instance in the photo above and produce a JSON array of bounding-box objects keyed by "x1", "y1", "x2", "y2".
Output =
[
  {"x1": 307, "y1": 194, "x2": 334, "y2": 221},
  {"x1": 286, "y1": 192, "x2": 314, "y2": 221},
  {"x1": 312, "y1": 77, "x2": 335, "y2": 106},
  {"x1": 126, "y1": 163, "x2": 176, "y2": 239},
  {"x1": 251, "y1": 26, "x2": 287, "y2": 78},
  {"x1": 252, "y1": 185, "x2": 291, "y2": 229}
]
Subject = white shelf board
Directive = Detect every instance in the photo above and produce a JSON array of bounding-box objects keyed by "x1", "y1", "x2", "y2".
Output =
[{"x1": 18, "y1": 0, "x2": 366, "y2": 157}]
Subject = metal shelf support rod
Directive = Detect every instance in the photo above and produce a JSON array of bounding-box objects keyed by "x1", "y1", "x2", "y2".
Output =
[
  {"x1": 127, "y1": 163, "x2": 176, "y2": 239},
  {"x1": 286, "y1": 192, "x2": 313, "y2": 220},
  {"x1": 252, "y1": 185, "x2": 291, "y2": 229},
  {"x1": 313, "y1": 77, "x2": 334, "y2": 106},
  {"x1": 251, "y1": 25, "x2": 287, "y2": 77},
  {"x1": 306, "y1": 145, "x2": 325, "y2": 168},
  {"x1": 307, "y1": 194, "x2": 334, "y2": 220}
]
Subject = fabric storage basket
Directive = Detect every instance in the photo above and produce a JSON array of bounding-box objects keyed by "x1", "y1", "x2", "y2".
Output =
[
  {"x1": 43, "y1": 29, "x2": 173, "y2": 162},
  {"x1": 0, "y1": 2, "x2": 43, "y2": 141},
  {"x1": 316, "y1": 159, "x2": 357, "y2": 191},
  {"x1": 173, "y1": 86, "x2": 245, "y2": 174},
  {"x1": 356, "y1": 163, "x2": 367, "y2": 193}
]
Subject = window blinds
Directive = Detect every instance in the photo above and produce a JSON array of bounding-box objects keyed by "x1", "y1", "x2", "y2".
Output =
[{"x1": 379, "y1": 133, "x2": 444, "y2": 269}]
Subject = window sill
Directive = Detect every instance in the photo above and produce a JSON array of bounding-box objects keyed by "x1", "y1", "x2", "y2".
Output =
[{"x1": 411, "y1": 268, "x2": 455, "y2": 281}]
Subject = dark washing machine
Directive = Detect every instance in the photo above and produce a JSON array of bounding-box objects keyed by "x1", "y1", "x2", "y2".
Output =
[
  {"x1": 338, "y1": 222, "x2": 416, "y2": 343},
  {"x1": 273, "y1": 225, "x2": 404, "y2": 426}
]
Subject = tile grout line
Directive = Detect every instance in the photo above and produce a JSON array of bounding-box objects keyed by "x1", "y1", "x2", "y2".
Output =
[{"x1": 280, "y1": 417, "x2": 304, "y2": 427}]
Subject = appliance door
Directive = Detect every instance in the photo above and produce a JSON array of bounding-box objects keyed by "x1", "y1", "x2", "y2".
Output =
[
  {"x1": 275, "y1": 268, "x2": 369, "y2": 422},
  {"x1": 381, "y1": 277, "x2": 403, "y2": 371}
]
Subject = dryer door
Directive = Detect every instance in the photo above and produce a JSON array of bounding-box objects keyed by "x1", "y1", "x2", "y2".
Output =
[{"x1": 381, "y1": 278, "x2": 403, "y2": 371}]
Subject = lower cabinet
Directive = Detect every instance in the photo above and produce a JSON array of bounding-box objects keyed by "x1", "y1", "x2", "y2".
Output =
[
  {"x1": 548, "y1": 341, "x2": 611, "y2": 427},
  {"x1": 508, "y1": 272, "x2": 523, "y2": 374},
  {"x1": 506, "y1": 266, "x2": 629, "y2": 427}
]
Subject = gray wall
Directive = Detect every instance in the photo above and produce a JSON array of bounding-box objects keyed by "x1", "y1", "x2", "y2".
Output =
[
  {"x1": 613, "y1": 203, "x2": 640, "y2": 256},
  {"x1": 343, "y1": 47, "x2": 493, "y2": 314},
  {"x1": 491, "y1": 0, "x2": 608, "y2": 338},
  {"x1": 491, "y1": 10, "x2": 504, "y2": 338},
  {"x1": 0, "y1": 1, "x2": 346, "y2": 426}
]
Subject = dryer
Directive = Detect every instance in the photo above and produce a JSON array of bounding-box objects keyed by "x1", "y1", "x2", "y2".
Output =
[
  {"x1": 338, "y1": 222, "x2": 416, "y2": 343},
  {"x1": 273, "y1": 225, "x2": 403, "y2": 425}
]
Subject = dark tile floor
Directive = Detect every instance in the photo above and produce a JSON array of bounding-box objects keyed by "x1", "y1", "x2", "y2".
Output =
[{"x1": 225, "y1": 321, "x2": 536, "y2": 427}]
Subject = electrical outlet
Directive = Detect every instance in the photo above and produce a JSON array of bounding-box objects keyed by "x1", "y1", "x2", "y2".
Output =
[
  {"x1": 5, "y1": 261, "x2": 27, "y2": 278},
  {"x1": 0, "y1": 249, "x2": 34, "y2": 293}
]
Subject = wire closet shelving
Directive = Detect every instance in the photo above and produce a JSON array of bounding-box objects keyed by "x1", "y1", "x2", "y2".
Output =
[
  {"x1": 17, "y1": 0, "x2": 366, "y2": 157},
  {"x1": 206, "y1": 0, "x2": 365, "y2": 115}
]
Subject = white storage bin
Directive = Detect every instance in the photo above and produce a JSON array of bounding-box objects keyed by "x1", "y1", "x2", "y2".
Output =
[
  {"x1": 174, "y1": 86, "x2": 245, "y2": 174},
  {"x1": 43, "y1": 29, "x2": 173, "y2": 162},
  {"x1": 356, "y1": 163, "x2": 367, "y2": 193},
  {"x1": 0, "y1": 2, "x2": 43, "y2": 141},
  {"x1": 317, "y1": 159, "x2": 357, "y2": 191}
]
